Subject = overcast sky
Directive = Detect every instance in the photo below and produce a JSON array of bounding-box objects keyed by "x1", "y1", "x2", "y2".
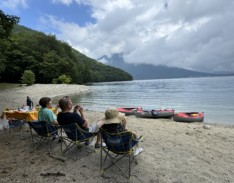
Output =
[{"x1": 1, "y1": 0, "x2": 234, "y2": 73}]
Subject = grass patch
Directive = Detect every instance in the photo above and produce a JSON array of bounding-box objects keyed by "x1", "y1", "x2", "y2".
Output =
[{"x1": 0, "y1": 83, "x2": 20, "y2": 90}]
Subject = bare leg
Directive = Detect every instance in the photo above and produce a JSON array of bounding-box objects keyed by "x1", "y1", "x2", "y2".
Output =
[
  {"x1": 95, "y1": 121, "x2": 104, "y2": 146},
  {"x1": 96, "y1": 132, "x2": 102, "y2": 144},
  {"x1": 97, "y1": 121, "x2": 104, "y2": 128},
  {"x1": 121, "y1": 118, "x2": 127, "y2": 130},
  {"x1": 132, "y1": 131, "x2": 139, "y2": 147}
]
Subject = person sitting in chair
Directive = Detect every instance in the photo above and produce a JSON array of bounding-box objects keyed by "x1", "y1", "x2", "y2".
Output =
[
  {"x1": 101, "y1": 107, "x2": 127, "y2": 133},
  {"x1": 101, "y1": 107, "x2": 143, "y2": 156},
  {"x1": 38, "y1": 97, "x2": 58, "y2": 125},
  {"x1": 57, "y1": 96, "x2": 104, "y2": 148}
]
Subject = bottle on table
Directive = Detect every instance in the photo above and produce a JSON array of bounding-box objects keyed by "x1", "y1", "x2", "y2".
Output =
[{"x1": 26, "y1": 96, "x2": 33, "y2": 110}]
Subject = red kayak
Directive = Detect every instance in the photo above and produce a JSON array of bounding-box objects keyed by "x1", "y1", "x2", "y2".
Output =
[
  {"x1": 117, "y1": 107, "x2": 142, "y2": 116},
  {"x1": 173, "y1": 112, "x2": 204, "y2": 122}
]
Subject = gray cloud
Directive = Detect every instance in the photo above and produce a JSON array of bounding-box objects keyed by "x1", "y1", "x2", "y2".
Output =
[{"x1": 39, "y1": 0, "x2": 234, "y2": 73}]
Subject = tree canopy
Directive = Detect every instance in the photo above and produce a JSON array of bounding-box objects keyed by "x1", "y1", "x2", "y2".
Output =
[
  {"x1": 0, "y1": 10, "x2": 19, "y2": 76},
  {"x1": 0, "y1": 10, "x2": 19, "y2": 39}
]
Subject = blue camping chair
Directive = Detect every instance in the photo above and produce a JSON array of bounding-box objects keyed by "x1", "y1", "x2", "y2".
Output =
[
  {"x1": 60, "y1": 123, "x2": 98, "y2": 161},
  {"x1": 27, "y1": 121, "x2": 59, "y2": 152},
  {"x1": 8, "y1": 119, "x2": 26, "y2": 139},
  {"x1": 100, "y1": 128, "x2": 143, "y2": 179}
]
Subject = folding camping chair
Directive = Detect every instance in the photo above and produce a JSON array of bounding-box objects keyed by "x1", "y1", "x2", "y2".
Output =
[
  {"x1": 60, "y1": 123, "x2": 98, "y2": 161},
  {"x1": 27, "y1": 121, "x2": 59, "y2": 152},
  {"x1": 8, "y1": 119, "x2": 26, "y2": 139},
  {"x1": 100, "y1": 128, "x2": 143, "y2": 179}
]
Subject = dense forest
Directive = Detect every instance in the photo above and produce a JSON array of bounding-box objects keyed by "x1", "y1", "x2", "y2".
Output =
[{"x1": 0, "y1": 10, "x2": 132, "y2": 84}]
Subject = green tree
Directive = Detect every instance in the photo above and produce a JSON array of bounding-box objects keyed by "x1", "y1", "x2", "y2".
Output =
[
  {"x1": 0, "y1": 51, "x2": 6, "y2": 74},
  {"x1": 0, "y1": 10, "x2": 19, "y2": 76},
  {"x1": 21, "y1": 70, "x2": 35, "y2": 85},
  {"x1": 40, "y1": 51, "x2": 71, "y2": 83},
  {"x1": 0, "y1": 10, "x2": 19, "y2": 39},
  {"x1": 91, "y1": 71, "x2": 105, "y2": 82},
  {"x1": 57, "y1": 74, "x2": 72, "y2": 84}
]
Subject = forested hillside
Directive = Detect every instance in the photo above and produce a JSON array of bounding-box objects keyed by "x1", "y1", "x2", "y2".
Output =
[{"x1": 0, "y1": 11, "x2": 132, "y2": 84}]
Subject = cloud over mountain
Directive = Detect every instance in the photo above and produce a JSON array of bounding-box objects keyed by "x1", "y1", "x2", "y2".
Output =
[{"x1": 1, "y1": 0, "x2": 234, "y2": 73}]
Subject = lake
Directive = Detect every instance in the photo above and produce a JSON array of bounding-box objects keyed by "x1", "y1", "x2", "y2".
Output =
[{"x1": 71, "y1": 76, "x2": 234, "y2": 125}]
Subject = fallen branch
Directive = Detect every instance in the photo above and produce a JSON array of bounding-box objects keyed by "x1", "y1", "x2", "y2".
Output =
[
  {"x1": 197, "y1": 157, "x2": 211, "y2": 164},
  {"x1": 40, "y1": 172, "x2": 65, "y2": 176}
]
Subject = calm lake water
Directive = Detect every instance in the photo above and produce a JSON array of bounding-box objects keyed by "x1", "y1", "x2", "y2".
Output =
[{"x1": 71, "y1": 76, "x2": 234, "y2": 125}]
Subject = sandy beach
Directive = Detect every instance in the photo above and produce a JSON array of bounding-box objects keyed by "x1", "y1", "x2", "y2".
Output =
[
  {"x1": 0, "y1": 84, "x2": 91, "y2": 113},
  {"x1": 0, "y1": 84, "x2": 234, "y2": 183}
]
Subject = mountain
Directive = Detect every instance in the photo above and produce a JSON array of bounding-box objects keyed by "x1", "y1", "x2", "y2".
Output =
[
  {"x1": 100, "y1": 54, "x2": 219, "y2": 80},
  {"x1": 0, "y1": 24, "x2": 133, "y2": 84}
]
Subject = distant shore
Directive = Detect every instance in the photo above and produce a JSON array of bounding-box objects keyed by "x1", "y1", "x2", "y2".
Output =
[{"x1": 0, "y1": 84, "x2": 90, "y2": 113}]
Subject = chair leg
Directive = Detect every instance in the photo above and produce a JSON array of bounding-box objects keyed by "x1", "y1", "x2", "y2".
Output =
[
  {"x1": 60, "y1": 128, "x2": 63, "y2": 155},
  {"x1": 75, "y1": 145, "x2": 78, "y2": 161},
  {"x1": 20, "y1": 125, "x2": 23, "y2": 140},
  {"x1": 36, "y1": 137, "x2": 46, "y2": 149},
  {"x1": 129, "y1": 155, "x2": 131, "y2": 179},
  {"x1": 101, "y1": 149, "x2": 130, "y2": 179},
  {"x1": 29, "y1": 126, "x2": 35, "y2": 148},
  {"x1": 19, "y1": 120, "x2": 26, "y2": 140},
  {"x1": 49, "y1": 137, "x2": 55, "y2": 155},
  {"x1": 100, "y1": 139, "x2": 103, "y2": 175},
  {"x1": 63, "y1": 142, "x2": 75, "y2": 154}
]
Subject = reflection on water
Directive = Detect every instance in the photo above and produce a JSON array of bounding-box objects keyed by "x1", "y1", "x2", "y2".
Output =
[{"x1": 72, "y1": 76, "x2": 234, "y2": 125}]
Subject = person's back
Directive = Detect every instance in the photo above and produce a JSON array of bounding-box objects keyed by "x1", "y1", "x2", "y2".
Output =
[
  {"x1": 57, "y1": 111, "x2": 87, "y2": 130},
  {"x1": 38, "y1": 97, "x2": 57, "y2": 124},
  {"x1": 101, "y1": 107, "x2": 143, "y2": 155},
  {"x1": 101, "y1": 108, "x2": 126, "y2": 133},
  {"x1": 102, "y1": 123, "x2": 124, "y2": 133},
  {"x1": 58, "y1": 96, "x2": 104, "y2": 148},
  {"x1": 38, "y1": 108, "x2": 56, "y2": 123},
  {"x1": 57, "y1": 96, "x2": 86, "y2": 128}
]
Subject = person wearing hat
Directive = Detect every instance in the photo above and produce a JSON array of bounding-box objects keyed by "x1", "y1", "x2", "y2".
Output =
[
  {"x1": 101, "y1": 107, "x2": 127, "y2": 133},
  {"x1": 57, "y1": 96, "x2": 104, "y2": 148},
  {"x1": 101, "y1": 107, "x2": 143, "y2": 156}
]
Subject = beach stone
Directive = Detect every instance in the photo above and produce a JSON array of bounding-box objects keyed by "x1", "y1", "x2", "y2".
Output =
[
  {"x1": 185, "y1": 132, "x2": 193, "y2": 136},
  {"x1": 2, "y1": 169, "x2": 8, "y2": 173},
  {"x1": 203, "y1": 125, "x2": 211, "y2": 130},
  {"x1": 22, "y1": 173, "x2": 28, "y2": 177}
]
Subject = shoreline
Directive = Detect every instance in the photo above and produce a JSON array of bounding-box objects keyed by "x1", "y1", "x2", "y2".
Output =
[
  {"x1": 0, "y1": 84, "x2": 234, "y2": 182},
  {"x1": 0, "y1": 84, "x2": 90, "y2": 113}
]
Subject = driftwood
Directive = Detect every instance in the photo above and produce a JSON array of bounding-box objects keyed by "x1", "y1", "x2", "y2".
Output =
[{"x1": 40, "y1": 172, "x2": 65, "y2": 176}]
